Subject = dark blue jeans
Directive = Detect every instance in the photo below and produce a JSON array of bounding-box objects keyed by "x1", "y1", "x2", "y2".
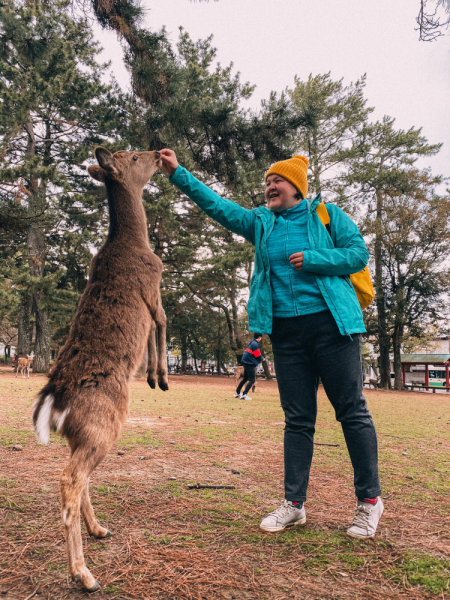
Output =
[
  {"x1": 236, "y1": 364, "x2": 256, "y2": 396},
  {"x1": 270, "y1": 310, "x2": 381, "y2": 502}
]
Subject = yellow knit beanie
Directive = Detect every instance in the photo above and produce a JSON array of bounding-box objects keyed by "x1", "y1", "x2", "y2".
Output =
[{"x1": 265, "y1": 155, "x2": 309, "y2": 199}]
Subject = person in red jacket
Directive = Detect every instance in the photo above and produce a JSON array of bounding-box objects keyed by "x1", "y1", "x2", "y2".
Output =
[{"x1": 235, "y1": 334, "x2": 265, "y2": 400}]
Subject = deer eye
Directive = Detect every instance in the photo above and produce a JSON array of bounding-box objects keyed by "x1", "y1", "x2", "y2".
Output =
[{"x1": 133, "y1": 155, "x2": 138, "y2": 161}]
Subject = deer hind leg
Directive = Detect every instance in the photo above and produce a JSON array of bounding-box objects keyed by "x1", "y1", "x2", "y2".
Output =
[
  {"x1": 154, "y1": 306, "x2": 169, "y2": 391},
  {"x1": 146, "y1": 319, "x2": 157, "y2": 390},
  {"x1": 60, "y1": 442, "x2": 111, "y2": 592},
  {"x1": 81, "y1": 480, "x2": 111, "y2": 539}
]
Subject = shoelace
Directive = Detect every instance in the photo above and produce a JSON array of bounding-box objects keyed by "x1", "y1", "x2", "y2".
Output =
[
  {"x1": 268, "y1": 501, "x2": 297, "y2": 518},
  {"x1": 352, "y1": 503, "x2": 372, "y2": 528}
]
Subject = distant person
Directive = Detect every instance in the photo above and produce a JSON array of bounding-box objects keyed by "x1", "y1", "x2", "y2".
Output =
[
  {"x1": 160, "y1": 149, "x2": 383, "y2": 540},
  {"x1": 235, "y1": 333, "x2": 265, "y2": 400}
]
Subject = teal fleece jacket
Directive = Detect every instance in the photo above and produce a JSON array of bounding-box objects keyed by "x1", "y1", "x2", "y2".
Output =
[{"x1": 169, "y1": 165, "x2": 368, "y2": 336}]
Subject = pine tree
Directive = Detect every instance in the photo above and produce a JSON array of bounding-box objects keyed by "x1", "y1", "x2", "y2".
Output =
[
  {"x1": 0, "y1": 0, "x2": 123, "y2": 370},
  {"x1": 288, "y1": 73, "x2": 372, "y2": 204},
  {"x1": 347, "y1": 117, "x2": 442, "y2": 388},
  {"x1": 365, "y1": 170, "x2": 450, "y2": 389},
  {"x1": 120, "y1": 30, "x2": 300, "y2": 366}
]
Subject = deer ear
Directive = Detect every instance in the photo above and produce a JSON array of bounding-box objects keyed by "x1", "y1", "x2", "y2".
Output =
[
  {"x1": 88, "y1": 165, "x2": 105, "y2": 183},
  {"x1": 95, "y1": 147, "x2": 117, "y2": 173}
]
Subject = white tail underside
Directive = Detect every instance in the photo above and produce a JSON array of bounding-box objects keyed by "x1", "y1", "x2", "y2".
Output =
[{"x1": 34, "y1": 395, "x2": 70, "y2": 444}]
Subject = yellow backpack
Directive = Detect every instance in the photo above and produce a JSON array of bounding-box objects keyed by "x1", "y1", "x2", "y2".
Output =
[{"x1": 315, "y1": 202, "x2": 374, "y2": 310}]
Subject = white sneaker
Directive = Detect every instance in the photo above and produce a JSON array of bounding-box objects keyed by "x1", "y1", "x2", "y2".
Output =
[
  {"x1": 347, "y1": 498, "x2": 384, "y2": 539},
  {"x1": 260, "y1": 501, "x2": 306, "y2": 532},
  {"x1": 234, "y1": 393, "x2": 240, "y2": 398},
  {"x1": 242, "y1": 394, "x2": 252, "y2": 400}
]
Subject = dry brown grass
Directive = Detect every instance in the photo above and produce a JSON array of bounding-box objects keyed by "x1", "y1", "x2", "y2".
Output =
[{"x1": 1, "y1": 370, "x2": 449, "y2": 599}]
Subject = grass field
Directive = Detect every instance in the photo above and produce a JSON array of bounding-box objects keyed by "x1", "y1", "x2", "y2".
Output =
[{"x1": 1, "y1": 370, "x2": 449, "y2": 600}]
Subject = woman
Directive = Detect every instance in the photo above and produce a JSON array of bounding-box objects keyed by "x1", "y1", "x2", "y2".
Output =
[{"x1": 160, "y1": 150, "x2": 383, "y2": 539}]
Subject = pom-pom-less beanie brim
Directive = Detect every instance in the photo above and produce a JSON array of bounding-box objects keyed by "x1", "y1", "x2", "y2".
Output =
[{"x1": 265, "y1": 155, "x2": 309, "y2": 199}]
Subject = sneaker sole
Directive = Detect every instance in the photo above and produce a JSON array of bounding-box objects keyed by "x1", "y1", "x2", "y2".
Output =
[
  {"x1": 346, "y1": 529, "x2": 375, "y2": 539},
  {"x1": 260, "y1": 517, "x2": 306, "y2": 533}
]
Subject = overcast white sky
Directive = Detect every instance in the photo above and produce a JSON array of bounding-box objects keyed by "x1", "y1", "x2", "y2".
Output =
[{"x1": 94, "y1": 0, "x2": 449, "y2": 180}]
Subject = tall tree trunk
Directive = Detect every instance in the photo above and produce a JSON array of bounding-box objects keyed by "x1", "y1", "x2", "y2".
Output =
[
  {"x1": 261, "y1": 360, "x2": 272, "y2": 379},
  {"x1": 259, "y1": 338, "x2": 272, "y2": 379},
  {"x1": 23, "y1": 116, "x2": 50, "y2": 372},
  {"x1": 392, "y1": 275, "x2": 405, "y2": 391},
  {"x1": 216, "y1": 320, "x2": 221, "y2": 373},
  {"x1": 374, "y1": 189, "x2": 391, "y2": 389},
  {"x1": 180, "y1": 335, "x2": 187, "y2": 374},
  {"x1": 28, "y1": 191, "x2": 49, "y2": 372},
  {"x1": 392, "y1": 324, "x2": 404, "y2": 391},
  {"x1": 33, "y1": 291, "x2": 50, "y2": 372},
  {"x1": 310, "y1": 130, "x2": 322, "y2": 196},
  {"x1": 230, "y1": 272, "x2": 245, "y2": 364},
  {"x1": 17, "y1": 294, "x2": 32, "y2": 356},
  {"x1": 189, "y1": 341, "x2": 199, "y2": 374}
]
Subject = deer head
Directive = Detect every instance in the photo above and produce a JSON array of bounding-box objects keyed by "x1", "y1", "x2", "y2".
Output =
[{"x1": 87, "y1": 147, "x2": 162, "y2": 191}]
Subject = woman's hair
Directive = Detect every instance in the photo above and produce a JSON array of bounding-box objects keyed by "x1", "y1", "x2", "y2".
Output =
[{"x1": 294, "y1": 191, "x2": 304, "y2": 201}]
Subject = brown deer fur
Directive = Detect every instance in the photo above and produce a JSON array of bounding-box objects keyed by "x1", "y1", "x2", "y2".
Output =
[
  {"x1": 234, "y1": 366, "x2": 257, "y2": 393},
  {"x1": 16, "y1": 355, "x2": 33, "y2": 378},
  {"x1": 32, "y1": 147, "x2": 168, "y2": 592}
]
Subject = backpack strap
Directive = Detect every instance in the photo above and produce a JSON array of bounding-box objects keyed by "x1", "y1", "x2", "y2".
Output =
[{"x1": 315, "y1": 201, "x2": 332, "y2": 236}]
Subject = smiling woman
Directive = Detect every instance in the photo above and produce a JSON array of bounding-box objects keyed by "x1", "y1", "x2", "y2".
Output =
[
  {"x1": 265, "y1": 173, "x2": 300, "y2": 211},
  {"x1": 160, "y1": 147, "x2": 383, "y2": 541}
]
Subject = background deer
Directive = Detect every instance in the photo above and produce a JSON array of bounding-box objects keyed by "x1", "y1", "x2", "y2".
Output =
[
  {"x1": 15, "y1": 355, "x2": 33, "y2": 378},
  {"x1": 234, "y1": 366, "x2": 257, "y2": 393},
  {"x1": 32, "y1": 147, "x2": 168, "y2": 592}
]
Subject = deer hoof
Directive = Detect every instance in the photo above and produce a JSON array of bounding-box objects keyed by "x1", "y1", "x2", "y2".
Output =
[
  {"x1": 73, "y1": 568, "x2": 101, "y2": 592},
  {"x1": 158, "y1": 380, "x2": 169, "y2": 392},
  {"x1": 86, "y1": 579, "x2": 101, "y2": 593},
  {"x1": 92, "y1": 529, "x2": 112, "y2": 539},
  {"x1": 147, "y1": 377, "x2": 156, "y2": 389}
]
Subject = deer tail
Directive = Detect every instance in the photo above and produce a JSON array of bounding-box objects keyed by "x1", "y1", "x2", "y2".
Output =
[
  {"x1": 32, "y1": 391, "x2": 54, "y2": 444},
  {"x1": 33, "y1": 383, "x2": 70, "y2": 444}
]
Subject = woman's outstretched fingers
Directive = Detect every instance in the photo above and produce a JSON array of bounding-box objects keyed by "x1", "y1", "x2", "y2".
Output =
[
  {"x1": 159, "y1": 149, "x2": 178, "y2": 175},
  {"x1": 289, "y1": 252, "x2": 304, "y2": 271}
]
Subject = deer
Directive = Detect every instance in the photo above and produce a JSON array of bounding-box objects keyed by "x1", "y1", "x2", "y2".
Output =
[
  {"x1": 32, "y1": 147, "x2": 168, "y2": 592},
  {"x1": 15, "y1": 355, "x2": 33, "y2": 378}
]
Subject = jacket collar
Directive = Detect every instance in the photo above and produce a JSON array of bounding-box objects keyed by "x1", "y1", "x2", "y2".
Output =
[{"x1": 306, "y1": 193, "x2": 322, "y2": 213}]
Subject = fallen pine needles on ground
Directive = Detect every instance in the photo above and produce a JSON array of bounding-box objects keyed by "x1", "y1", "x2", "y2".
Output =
[{"x1": 0, "y1": 371, "x2": 449, "y2": 599}]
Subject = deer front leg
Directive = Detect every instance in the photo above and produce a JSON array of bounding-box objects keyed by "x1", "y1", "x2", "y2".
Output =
[
  {"x1": 146, "y1": 319, "x2": 157, "y2": 390},
  {"x1": 154, "y1": 307, "x2": 168, "y2": 391}
]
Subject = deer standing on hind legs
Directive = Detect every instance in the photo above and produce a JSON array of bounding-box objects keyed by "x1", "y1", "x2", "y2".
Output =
[{"x1": 32, "y1": 147, "x2": 168, "y2": 592}]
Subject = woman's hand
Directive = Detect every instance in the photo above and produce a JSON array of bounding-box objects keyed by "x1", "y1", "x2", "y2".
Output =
[
  {"x1": 289, "y1": 252, "x2": 304, "y2": 271},
  {"x1": 159, "y1": 149, "x2": 179, "y2": 176}
]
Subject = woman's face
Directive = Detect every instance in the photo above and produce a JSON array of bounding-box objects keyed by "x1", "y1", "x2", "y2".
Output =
[{"x1": 265, "y1": 174, "x2": 301, "y2": 212}]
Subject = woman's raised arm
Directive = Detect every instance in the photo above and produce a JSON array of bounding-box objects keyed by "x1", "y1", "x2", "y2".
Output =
[{"x1": 161, "y1": 149, "x2": 257, "y2": 245}]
